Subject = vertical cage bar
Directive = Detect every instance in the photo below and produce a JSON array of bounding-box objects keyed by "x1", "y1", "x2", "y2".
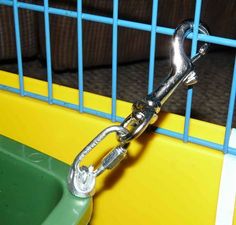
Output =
[
  {"x1": 148, "y1": 0, "x2": 159, "y2": 93},
  {"x1": 183, "y1": 0, "x2": 202, "y2": 142},
  {"x1": 13, "y1": 0, "x2": 24, "y2": 95},
  {"x1": 77, "y1": 0, "x2": 84, "y2": 112},
  {"x1": 223, "y1": 56, "x2": 236, "y2": 153},
  {"x1": 111, "y1": 0, "x2": 119, "y2": 121},
  {"x1": 44, "y1": 0, "x2": 53, "y2": 103}
]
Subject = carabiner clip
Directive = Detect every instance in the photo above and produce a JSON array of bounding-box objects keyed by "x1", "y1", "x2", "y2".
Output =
[
  {"x1": 68, "y1": 20, "x2": 211, "y2": 199},
  {"x1": 68, "y1": 125, "x2": 129, "y2": 198}
]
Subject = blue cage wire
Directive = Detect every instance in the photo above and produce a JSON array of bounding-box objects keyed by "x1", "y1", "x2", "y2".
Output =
[{"x1": 0, "y1": 0, "x2": 236, "y2": 154}]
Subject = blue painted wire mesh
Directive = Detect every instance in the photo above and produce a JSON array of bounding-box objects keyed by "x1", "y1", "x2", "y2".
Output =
[{"x1": 0, "y1": 0, "x2": 236, "y2": 154}]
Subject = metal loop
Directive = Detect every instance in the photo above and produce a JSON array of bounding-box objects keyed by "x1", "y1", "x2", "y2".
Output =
[
  {"x1": 71, "y1": 125, "x2": 129, "y2": 171},
  {"x1": 119, "y1": 106, "x2": 156, "y2": 143},
  {"x1": 68, "y1": 125, "x2": 129, "y2": 197}
]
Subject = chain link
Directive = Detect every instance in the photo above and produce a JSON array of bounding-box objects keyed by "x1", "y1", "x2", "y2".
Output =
[{"x1": 68, "y1": 20, "x2": 210, "y2": 198}]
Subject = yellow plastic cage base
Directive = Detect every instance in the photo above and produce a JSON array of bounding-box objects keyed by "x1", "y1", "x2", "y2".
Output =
[{"x1": 0, "y1": 71, "x2": 234, "y2": 225}]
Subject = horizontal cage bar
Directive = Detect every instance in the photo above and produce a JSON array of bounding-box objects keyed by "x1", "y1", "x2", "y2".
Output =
[
  {"x1": 0, "y1": 0, "x2": 235, "y2": 155},
  {"x1": 0, "y1": 0, "x2": 235, "y2": 47}
]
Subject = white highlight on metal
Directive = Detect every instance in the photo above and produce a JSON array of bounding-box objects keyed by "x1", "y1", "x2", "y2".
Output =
[{"x1": 215, "y1": 128, "x2": 236, "y2": 225}]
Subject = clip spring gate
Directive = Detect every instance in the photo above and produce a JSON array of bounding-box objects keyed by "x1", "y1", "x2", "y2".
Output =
[{"x1": 68, "y1": 20, "x2": 210, "y2": 198}]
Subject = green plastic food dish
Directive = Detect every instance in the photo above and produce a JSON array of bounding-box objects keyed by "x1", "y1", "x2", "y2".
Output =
[{"x1": 0, "y1": 135, "x2": 92, "y2": 225}]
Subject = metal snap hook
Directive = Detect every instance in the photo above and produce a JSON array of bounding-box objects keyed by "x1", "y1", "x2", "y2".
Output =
[
  {"x1": 147, "y1": 21, "x2": 210, "y2": 108},
  {"x1": 172, "y1": 21, "x2": 210, "y2": 86},
  {"x1": 68, "y1": 20, "x2": 211, "y2": 199}
]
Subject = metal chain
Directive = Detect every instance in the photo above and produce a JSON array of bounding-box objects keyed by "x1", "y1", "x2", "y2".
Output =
[
  {"x1": 67, "y1": 100, "x2": 158, "y2": 198},
  {"x1": 68, "y1": 20, "x2": 210, "y2": 198}
]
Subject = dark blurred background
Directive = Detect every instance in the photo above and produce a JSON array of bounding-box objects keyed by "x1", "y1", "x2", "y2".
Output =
[{"x1": 0, "y1": 0, "x2": 235, "y2": 126}]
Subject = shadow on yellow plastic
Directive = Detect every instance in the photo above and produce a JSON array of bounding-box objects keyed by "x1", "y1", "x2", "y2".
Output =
[{"x1": 0, "y1": 71, "x2": 230, "y2": 225}]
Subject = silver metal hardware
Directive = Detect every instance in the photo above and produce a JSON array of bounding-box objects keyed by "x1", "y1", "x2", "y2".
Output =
[
  {"x1": 183, "y1": 71, "x2": 198, "y2": 86},
  {"x1": 95, "y1": 145, "x2": 127, "y2": 176},
  {"x1": 68, "y1": 20, "x2": 210, "y2": 198},
  {"x1": 119, "y1": 99, "x2": 159, "y2": 143},
  {"x1": 145, "y1": 21, "x2": 209, "y2": 111},
  {"x1": 68, "y1": 125, "x2": 129, "y2": 198},
  {"x1": 68, "y1": 165, "x2": 96, "y2": 198}
]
